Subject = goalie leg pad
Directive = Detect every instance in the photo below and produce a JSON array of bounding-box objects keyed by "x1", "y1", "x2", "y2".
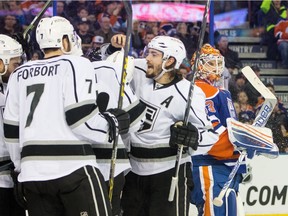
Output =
[
  {"x1": 227, "y1": 118, "x2": 279, "y2": 159},
  {"x1": 225, "y1": 189, "x2": 237, "y2": 216}
]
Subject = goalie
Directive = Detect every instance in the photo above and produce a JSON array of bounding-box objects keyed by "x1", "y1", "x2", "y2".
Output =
[{"x1": 189, "y1": 44, "x2": 279, "y2": 216}]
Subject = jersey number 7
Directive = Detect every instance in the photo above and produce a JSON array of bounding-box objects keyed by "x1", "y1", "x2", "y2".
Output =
[{"x1": 26, "y1": 84, "x2": 44, "y2": 127}]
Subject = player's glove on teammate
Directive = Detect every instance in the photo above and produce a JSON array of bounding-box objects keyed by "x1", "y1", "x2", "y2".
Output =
[
  {"x1": 169, "y1": 121, "x2": 199, "y2": 150},
  {"x1": 102, "y1": 108, "x2": 130, "y2": 142},
  {"x1": 12, "y1": 33, "x2": 32, "y2": 60},
  {"x1": 84, "y1": 47, "x2": 102, "y2": 62}
]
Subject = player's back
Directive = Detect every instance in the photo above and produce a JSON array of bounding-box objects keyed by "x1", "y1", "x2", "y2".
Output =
[
  {"x1": 14, "y1": 55, "x2": 87, "y2": 141},
  {"x1": 4, "y1": 55, "x2": 100, "y2": 182}
]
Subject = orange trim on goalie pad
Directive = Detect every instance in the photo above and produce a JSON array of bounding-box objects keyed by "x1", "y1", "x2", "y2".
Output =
[
  {"x1": 230, "y1": 120, "x2": 273, "y2": 143},
  {"x1": 202, "y1": 166, "x2": 213, "y2": 216},
  {"x1": 208, "y1": 130, "x2": 236, "y2": 160}
]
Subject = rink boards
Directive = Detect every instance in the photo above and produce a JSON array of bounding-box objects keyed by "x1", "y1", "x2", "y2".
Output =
[{"x1": 239, "y1": 154, "x2": 288, "y2": 215}]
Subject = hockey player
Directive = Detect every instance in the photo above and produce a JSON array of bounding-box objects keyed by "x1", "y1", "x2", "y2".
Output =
[
  {"x1": 90, "y1": 35, "x2": 141, "y2": 216},
  {"x1": 0, "y1": 34, "x2": 25, "y2": 216},
  {"x1": 3, "y1": 16, "x2": 129, "y2": 216},
  {"x1": 70, "y1": 33, "x2": 141, "y2": 215},
  {"x1": 190, "y1": 44, "x2": 246, "y2": 216},
  {"x1": 121, "y1": 36, "x2": 219, "y2": 216}
]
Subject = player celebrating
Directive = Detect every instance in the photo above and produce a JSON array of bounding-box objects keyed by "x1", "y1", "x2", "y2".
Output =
[
  {"x1": 91, "y1": 36, "x2": 139, "y2": 216},
  {"x1": 121, "y1": 36, "x2": 219, "y2": 216},
  {"x1": 190, "y1": 44, "x2": 246, "y2": 216},
  {"x1": 0, "y1": 34, "x2": 25, "y2": 216},
  {"x1": 70, "y1": 33, "x2": 139, "y2": 216},
  {"x1": 3, "y1": 16, "x2": 129, "y2": 216}
]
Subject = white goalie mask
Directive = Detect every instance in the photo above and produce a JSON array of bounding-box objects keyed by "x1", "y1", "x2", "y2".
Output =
[
  {"x1": 0, "y1": 34, "x2": 23, "y2": 76},
  {"x1": 191, "y1": 44, "x2": 224, "y2": 85},
  {"x1": 36, "y1": 16, "x2": 76, "y2": 54}
]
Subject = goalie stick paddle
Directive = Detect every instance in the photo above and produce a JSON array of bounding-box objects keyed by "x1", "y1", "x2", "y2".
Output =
[
  {"x1": 241, "y1": 66, "x2": 277, "y2": 127},
  {"x1": 213, "y1": 66, "x2": 277, "y2": 207},
  {"x1": 108, "y1": 0, "x2": 132, "y2": 202},
  {"x1": 168, "y1": 0, "x2": 211, "y2": 202}
]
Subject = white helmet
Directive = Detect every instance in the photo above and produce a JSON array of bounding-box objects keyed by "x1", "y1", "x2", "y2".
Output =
[
  {"x1": 36, "y1": 16, "x2": 75, "y2": 54},
  {"x1": 147, "y1": 36, "x2": 186, "y2": 69},
  {"x1": 0, "y1": 34, "x2": 23, "y2": 75}
]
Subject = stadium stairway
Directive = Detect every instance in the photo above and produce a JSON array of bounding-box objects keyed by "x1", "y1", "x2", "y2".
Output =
[{"x1": 218, "y1": 28, "x2": 288, "y2": 108}]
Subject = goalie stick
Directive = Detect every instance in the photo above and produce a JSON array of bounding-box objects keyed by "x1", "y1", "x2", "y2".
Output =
[
  {"x1": 108, "y1": 0, "x2": 132, "y2": 202},
  {"x1": 168, "y1": 0, "x2": 211, "y2": 202},
  {"x1": 213, "y1": 66, "x2": 277, "y2": 207}
]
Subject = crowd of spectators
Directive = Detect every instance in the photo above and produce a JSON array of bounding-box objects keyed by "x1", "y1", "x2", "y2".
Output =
[
  {"x1": 253, "y1": 0, "x2": 288, "y2": 69},
  {"x1": 0, "y1": 0, "x2": 287, "y2": 152}
]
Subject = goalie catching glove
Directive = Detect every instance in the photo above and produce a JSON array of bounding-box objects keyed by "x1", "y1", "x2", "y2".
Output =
[
  {"x1": 101, "y1": 108, "x2": 130, "y2": 142},
  {"x1": 169, "y1": 121, "x2": 199, "y2": 150}
]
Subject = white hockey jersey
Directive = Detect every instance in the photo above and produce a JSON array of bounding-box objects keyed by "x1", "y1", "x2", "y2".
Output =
[
  {"x1": 0, "y1": 84, "x2": 13, "y2": 188},
  {"x1": 4, "y1": 55, "x2": 110, "y2": 182},
  {"x1": 92, "y1": 59, "x2": 141, "y2": 180},
  {"x1": 130, "y1": 59, "x2": 219, "y2": 176}
]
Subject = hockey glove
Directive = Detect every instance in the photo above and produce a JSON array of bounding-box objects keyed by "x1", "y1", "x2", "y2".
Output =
[
  {"x1": 11, "y1": 170, "x2": 27, "y2": 209},
  {"x1": 169, "y1": 121, "x2": 199, "y2": 150},
  {"x1": 102, "y1": 108, "x2": 130, "y2": 142},
  {"x1": 84, "y1": 47, "x2": 102, "y2": 62},
  {"x1": 12, "y1": 33, "x2": 32, "y2": 61}
]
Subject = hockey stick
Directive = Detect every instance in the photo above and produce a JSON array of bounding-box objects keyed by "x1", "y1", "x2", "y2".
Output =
[
  {"x1": 213, "y1": 150, "x2": 247, "y2": 207},
  {"x1": 108, "y1": 0, "x2": 132, "y2": 202},
  {"x1": 241, "y1": 66, "x2": 277, "y2": 127},
  {"x1": 13, "y1": 0, "x2": 52, "y2": 60},
  {"x1": 0, "y1": 161, "x2": 13, "y2": 172},
  {"x1": 213, "y1": 66, "x2": 277, "y2": 206},
  {"x1": 168, "y1": 0, "x2": 211, "y2": 202},
  {"x1": 23, "y1": 0, "x2": 52, "y2": 40}
]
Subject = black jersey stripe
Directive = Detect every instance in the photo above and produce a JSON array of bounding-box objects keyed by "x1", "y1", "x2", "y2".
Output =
[
  {"x1": 124, "y1": 90, "x2": 132, "y2": 104},
  {"x1": 127, "y1": 101, "x2": 146, "y2": 124},
  {"x1": 174, "y1": 84, "x2": 206, "y2": 126},
  {"x1": 130, "y1": 145, "x2": 180, "y2": 159},
  {"x1": 135, "y1": 65, "x2": 146, "y2": 74},
  {"x1": 92, "y1": 147, "x2": 128, "y2": 159},
  {"x1": 0, "y1": 159, "x2": 12, "y2": 167},
  {"x1": 21, "y1": 144, "x2": 94, "y2": 158},
  {"x1": 94, "y1": 65, "x2": 133, "y2": 103},
  {"x1": 66, "y1": 103, "x2": 97, "y2": 126},
  {"x1": 62, "y1": 59, "x2": 78, "y2": 102},
  {"x1": 94, "y1": 65, "x2": 120, "y2": 84},
  {"x1": 84, "y1": 122, "x2": 107, "y2": 134},
  {"x1": 4, "y1": 123, "x2": 19, "y2": 139}
]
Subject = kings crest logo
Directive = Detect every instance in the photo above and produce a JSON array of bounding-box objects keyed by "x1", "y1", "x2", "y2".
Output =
[
  {"x1": 137, "y1": 101, "x2": 159, "y2": 133},
  {"x1": 80, "y1": 212, "x2": 88, "y2": 216}
]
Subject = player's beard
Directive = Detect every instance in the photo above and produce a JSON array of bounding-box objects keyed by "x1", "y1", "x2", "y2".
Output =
[{"x1": 146, "y1": 63, "x2": 162, "y2": 79}]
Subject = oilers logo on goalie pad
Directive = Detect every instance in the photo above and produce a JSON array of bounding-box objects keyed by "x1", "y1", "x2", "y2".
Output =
[{"x1": 226, "y1": 118, "x2": 279, "y2": 159}]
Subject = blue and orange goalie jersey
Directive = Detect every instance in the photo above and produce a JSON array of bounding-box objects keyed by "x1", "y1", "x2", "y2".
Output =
[{"x1": 194, "y1": 80, "x2": 245, "y2": 172}]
